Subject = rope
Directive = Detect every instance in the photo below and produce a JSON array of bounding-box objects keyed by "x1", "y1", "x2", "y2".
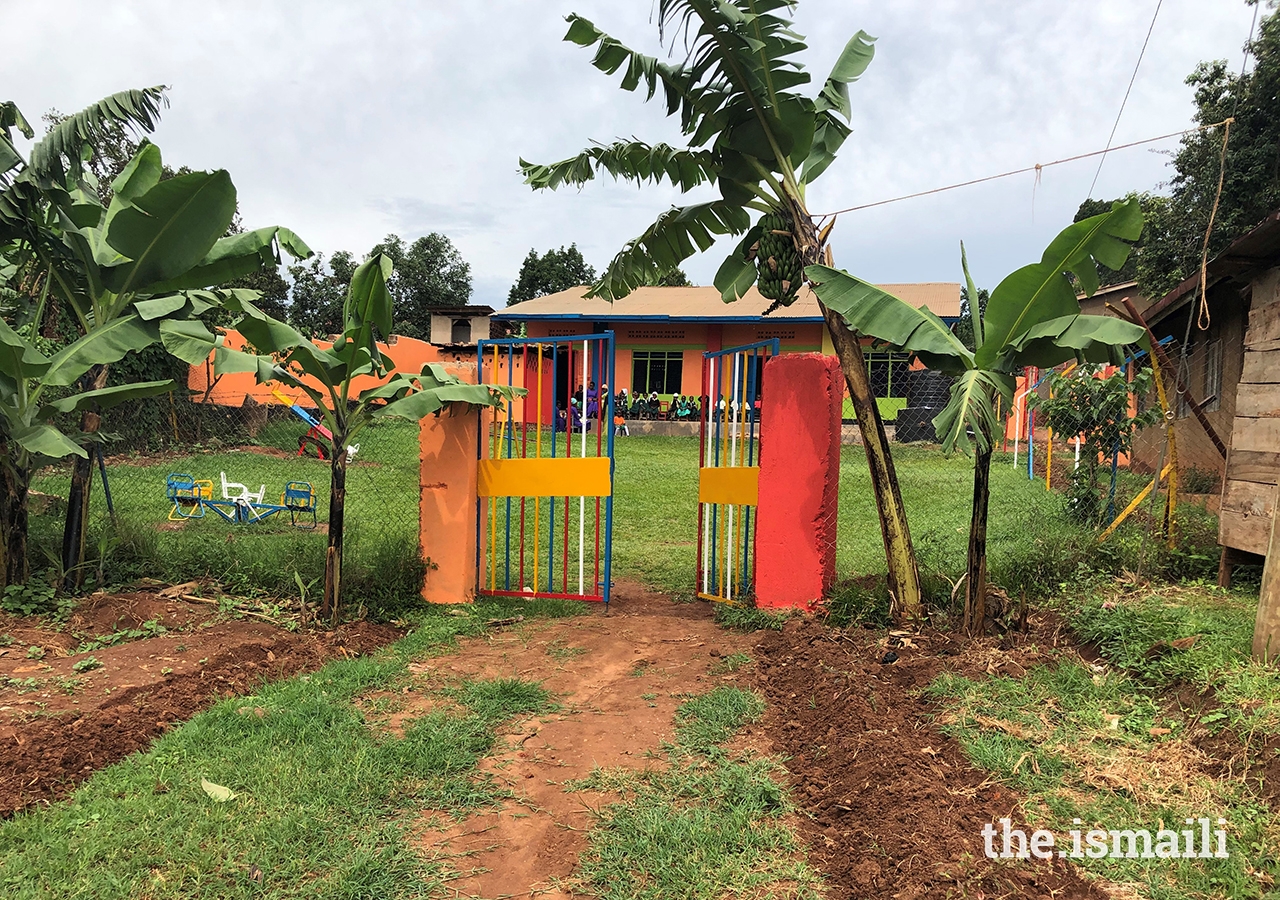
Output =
[
  {"x1": 812, "y1": 119, "x2": 1232, "y2": 220},
  {"x1": 1089, "y1": 0, "x2": 1163, "y2": 198},
  {"x1": 1195, "y1": 117, "x2": 1233, "y2": 331}
]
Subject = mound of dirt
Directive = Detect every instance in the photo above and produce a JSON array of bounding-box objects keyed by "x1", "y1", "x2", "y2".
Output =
[
  {"x1": 753, "y1": 618, "x2": 1108, "y2": 900},
  {"x1": 0, "y1": 592, "x2": 397, "y2": 816}
]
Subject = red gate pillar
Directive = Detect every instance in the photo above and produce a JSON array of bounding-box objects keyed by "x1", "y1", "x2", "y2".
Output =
[{"x1": 755, "y1": 353, "x2": 842, "y2": 611}]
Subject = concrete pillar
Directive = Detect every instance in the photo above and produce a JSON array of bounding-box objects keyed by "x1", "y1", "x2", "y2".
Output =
[
  {"x1": 755, "y1": 353, "x2": 842, "y2": 610},
  {"x1": 419, "y1": 409, "x2": 481, "y2": 604}
]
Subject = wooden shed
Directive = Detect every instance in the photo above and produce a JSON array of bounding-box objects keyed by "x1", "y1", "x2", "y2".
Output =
[{"x1": 1222, "y1": 268, "x2": 1280, "y2": 561}]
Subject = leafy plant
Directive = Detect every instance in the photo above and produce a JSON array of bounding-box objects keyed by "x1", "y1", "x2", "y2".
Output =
[
  {"x1": 1, "y1": 581, "x2": 57, "y2": 617},
  {"x1": 1029, "y1": 366, "x2": 1160, "y2": 525},
  {"x1": 213, "y1": 253, "x2": 523, "y2": 619},
  {"x1": 809, "y1": 201, "x2": 1149, "y2": 633},
  {"x1": 1, "y1": 90, "x2": 310, "y2": 589},
  {"x1": 521, "y1": 1, "x2": 925, "y2": 619},
  {"x1": 71, "y1": 656, "x2": 102, "y2": 673}
]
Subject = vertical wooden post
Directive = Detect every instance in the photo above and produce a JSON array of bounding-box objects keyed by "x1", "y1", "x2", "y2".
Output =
[{"x1": 1253, "y1": 484, "x2": 1280, "y2": 662}]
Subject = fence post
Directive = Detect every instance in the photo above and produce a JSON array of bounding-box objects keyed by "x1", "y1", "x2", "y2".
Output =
[{"x1": 419, "y1": 407, "x2": 483, "y2": 605}]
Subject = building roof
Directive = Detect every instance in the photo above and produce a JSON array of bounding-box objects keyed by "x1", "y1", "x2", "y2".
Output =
[
  {"x1": 1146, "y1": 209, "x2": 1280, "y2": 325},
  {"x1": 492, "y1": 283, "x2": 962, "y2": 323},
  {"x1": 429, "y1": 305, "x2": 495, "y2": 317}
]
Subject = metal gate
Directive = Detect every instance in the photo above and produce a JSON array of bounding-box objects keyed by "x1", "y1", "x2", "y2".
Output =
[
  {"x1": 476, "y1": 333, "x2": 615, "y2": 604},
  {"x1": 696, "y1": 339, "x2": 780, "y2": 604}
]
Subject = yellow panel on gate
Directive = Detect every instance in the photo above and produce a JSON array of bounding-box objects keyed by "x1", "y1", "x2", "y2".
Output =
[
  {"x1": 478, "y1": 457, "x2": 612, "y2": 498},
  {"x1": 698, "y1": 466, "x2": 759, "y2": 506}
]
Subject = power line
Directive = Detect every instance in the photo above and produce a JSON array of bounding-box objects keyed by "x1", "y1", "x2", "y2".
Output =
[
  {"x1": 812, "y1": 119, "x2": 1231, "y2": 220},
  {"x1": 1088, "y1": 0, "x2": 1164, "y2": 199}
]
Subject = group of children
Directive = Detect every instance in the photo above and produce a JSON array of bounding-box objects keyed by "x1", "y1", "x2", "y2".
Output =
[{"x1": 552, "y1": 382, "x2": 705, "y2": 436}]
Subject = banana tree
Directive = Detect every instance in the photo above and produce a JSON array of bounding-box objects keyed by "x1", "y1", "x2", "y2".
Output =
[
  {"x1": 213, "y1": 253, "x2": 523, "y2": 621},
  {"x1": 2, "y1": 95, "x2": 310, "y2": 587},
  {"x1": 0, "y1": 313, "x2": 179, "y2": 586},
  {"x1": 520, "y1": 0, "x2": 925, "y2": 618},
  {"x1": 808, "y1": 200, "x2": 1149, "y2": 634}
]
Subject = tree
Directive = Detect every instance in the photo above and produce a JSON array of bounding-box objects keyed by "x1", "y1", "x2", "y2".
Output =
[
  {"x1": 953, "y1": 284, "x2": 989, "y2": 352},
  {"x1": 288, "y1": 251, "x2": 356, "y2": 338},
  {"x1": 214, "y1": 253, "x2": 522, "y2": 620},
  {"x1": 370, "y1": 233, "x2": 472, "y2": 339},
  {"x1": 507, "y1": 244, "x2": 597, "y2": 305},
  {"x1": 809, "y1": 200, "x2": 1149, "y2": 634},
  {"x1": 2, "y1": 92, "x2": 310, "y2": 588},
  {"x1": 520, "y1": 1, "x2": 926, "y2": 619},
  {"x1": 1136, "y1": 3, "x2": 1280, "y2": 298},
  {"x1": 1029, "y1": 366, "x2": 1160, "y2": 525},
  {"x1": 645, "y1": 267, "x2": 692, "y2": 287}
]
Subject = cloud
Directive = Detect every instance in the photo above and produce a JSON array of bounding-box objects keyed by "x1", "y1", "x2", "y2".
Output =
[{"x1": 2, "y1": 0, "x2": 1262, "y2": 302}]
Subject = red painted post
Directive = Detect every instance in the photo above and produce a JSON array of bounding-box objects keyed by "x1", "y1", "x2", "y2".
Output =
[{"x1": 755, "y1": 354, "x2": 842, "y2": 611}]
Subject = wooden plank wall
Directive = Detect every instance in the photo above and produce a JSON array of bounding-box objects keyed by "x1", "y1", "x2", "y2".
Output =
[{"x1": 1220, "y1": 268, "x2": 1280, "y2": 555}]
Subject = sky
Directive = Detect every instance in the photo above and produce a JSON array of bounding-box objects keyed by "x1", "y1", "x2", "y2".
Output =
[{"x1": 3, "y1": 0, "x2": 1264, "y2": 307}]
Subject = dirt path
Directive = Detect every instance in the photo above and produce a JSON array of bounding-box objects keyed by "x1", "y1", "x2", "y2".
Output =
[
  {"x1": 406, "y1": 580, "x2": 753, "y2": 899},
  {"x1": 0, "y1": 591, "x2": 397, "y2": 815}
]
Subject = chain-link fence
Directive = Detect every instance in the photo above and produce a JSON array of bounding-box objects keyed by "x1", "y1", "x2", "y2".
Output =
[
  {"x1": 825, "y1": 348, "x2": 1227, "y2": 624},
  {"x1": 27, "y1": 391, "x2": 424, "y2": 608}
]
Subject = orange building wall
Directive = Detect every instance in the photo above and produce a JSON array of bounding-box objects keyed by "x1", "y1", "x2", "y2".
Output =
[
  {"x1": 189, "y1": 330, "x2": 481, "y2": 407},
  {"x1": 522, "y1": 320, "x2": 825, "y2": 397}
]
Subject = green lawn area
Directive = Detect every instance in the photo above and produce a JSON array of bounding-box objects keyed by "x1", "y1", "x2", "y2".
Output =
[
  {"x1": 29, "y1": 428, "x2": 1210, "y2": 609},
  {"x1": 610, "y1": 436, "x2": 1071, "y2": 596},
  {"x1": 30, "y1": 418, "x2": 423, "y2": 605}
]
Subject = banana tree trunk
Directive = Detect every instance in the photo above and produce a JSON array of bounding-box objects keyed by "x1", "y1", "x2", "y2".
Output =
[
  {"x1": 820, "y1": 305, "x2": 923, "y2": 621},
  {"x1": 321, "y1": 441, "x2": 348, "y2": 623},
  {"x1": 964, "y1": 425, "x2": 993, "y2": 635},
  {"x1": 0, "y1": 452, "x2": 31, "y2": 591},
  {"x1": 61, "y1": 364, "x2": 110, "y2": 592},
  {"x1": 794, "y1": 214, "x2": 922, "y2": 622}
]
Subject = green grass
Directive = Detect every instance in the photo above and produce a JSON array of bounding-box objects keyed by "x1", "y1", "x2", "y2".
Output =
[
  {"x1": 609, "y1": 437, "x2": 1071, "y2": 596},
  {"x1": 0, "y1": 600, "x2": 577, "y2": 900},
  {"x1": 1069, "y1": 584, "x2": 1280, "y2": 736},
  {"x1": 30, "y1": 418, "x2": 424, "y2": 609},
  {"x1": 926, "y1": 582, "x2": 1280, "y2": 900},
  {"x1": 31, "y1": 430, "x2": 1219, "y2": 611},
  {"x1": 571, "y1": 686, "x2": 820, "y2": 900}
]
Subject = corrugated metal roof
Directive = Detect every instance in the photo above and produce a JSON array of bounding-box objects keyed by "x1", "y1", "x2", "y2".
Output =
[{"x1": 492, "y1": 283, "x2": 962, "y2": 321}]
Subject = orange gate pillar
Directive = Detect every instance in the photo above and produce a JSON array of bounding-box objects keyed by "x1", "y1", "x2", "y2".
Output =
[
  {"x1": 755, "y1": 353, "x2": 842, "y2": 611},
  {"x1": 419, "y1": 409, "x2": 484, "y2": 604}
]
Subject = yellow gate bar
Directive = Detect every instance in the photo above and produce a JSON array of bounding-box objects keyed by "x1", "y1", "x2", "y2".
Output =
[
  {"x1": 698, "y1": 466, "x2": 760, "y2": 506},
  {"x1": 479, "y1": 457, "x2": 612, "y2": 498}
]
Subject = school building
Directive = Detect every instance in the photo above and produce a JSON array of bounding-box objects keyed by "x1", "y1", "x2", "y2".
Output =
[{"x1": 493, "y1": 283, "x2": 962, "y2": 406}]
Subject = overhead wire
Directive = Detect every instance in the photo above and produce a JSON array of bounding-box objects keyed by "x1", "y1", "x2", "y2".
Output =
[
  {"x1": 811, "y1": 118, "x2": 1232, "y2": 223},
  {"x1": 1088, "y1": 0, "x2": 1164, "y2": 199}
]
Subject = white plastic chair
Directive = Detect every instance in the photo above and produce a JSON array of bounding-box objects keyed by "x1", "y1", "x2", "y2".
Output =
[{"x1": 220, "y1": 471, "x2": 266, "y2": 504}]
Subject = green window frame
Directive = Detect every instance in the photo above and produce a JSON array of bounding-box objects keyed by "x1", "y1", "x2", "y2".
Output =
[{"x1": 632, "y1": 350, "x2": 684, "y2": 396}]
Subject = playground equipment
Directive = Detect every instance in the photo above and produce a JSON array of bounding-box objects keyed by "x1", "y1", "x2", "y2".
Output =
[
  {"x1": 166, "y1": 473, "x2": 318, "y2": 527},
  {"x1": 270, "y1": 389, "x2": 359, "y2": 461}
]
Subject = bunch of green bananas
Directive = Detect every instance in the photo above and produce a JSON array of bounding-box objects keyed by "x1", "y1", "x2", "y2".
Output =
[{"x1": 754, "y1": 211, "x2": 802, "y2": 307}]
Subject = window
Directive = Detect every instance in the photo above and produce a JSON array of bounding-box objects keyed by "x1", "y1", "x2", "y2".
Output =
[
  {"x1": 1203, "y1": 339, "x2": 1222, "y2": 412},
  {"x1": 632, "y1": 351, "x2": 684, "y2": 395},
  {"x1": 865, "y1": 352, "x2": 911, "y2": 399},
  {"x1": 450, "y1": 319, "x2": 471, "y2": 344}
]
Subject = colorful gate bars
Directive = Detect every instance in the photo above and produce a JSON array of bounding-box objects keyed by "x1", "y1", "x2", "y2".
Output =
[
  {"x1": 697, "y1": 339, "x2": 780, "y2": 604},
  {"x1": 475, "y1": 333, "x2": 616, "y2": 604}
]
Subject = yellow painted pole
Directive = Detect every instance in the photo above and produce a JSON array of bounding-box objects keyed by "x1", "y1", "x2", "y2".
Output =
[{"x1": 1099, "y1": 461, "x2": 1174, "y2": 542}]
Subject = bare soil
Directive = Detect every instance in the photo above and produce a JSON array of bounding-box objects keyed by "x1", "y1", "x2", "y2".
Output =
[
  {"x1": 403, "y1": 580, "x2": 753, "y2": 900},
  {"x1": 0, "y1": 590, "x2": 398, "y2": 816},
  {"x1": 753, "y1": 616, "x2": 1110, "y2": 900}
]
